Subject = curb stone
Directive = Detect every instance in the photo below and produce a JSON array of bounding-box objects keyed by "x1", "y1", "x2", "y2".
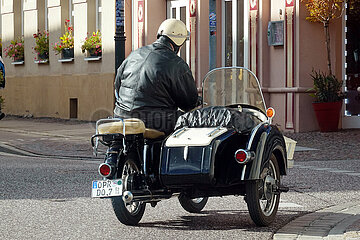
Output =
[{"x1": 274, "y1": 201, "x2": 360, "y2": 240}]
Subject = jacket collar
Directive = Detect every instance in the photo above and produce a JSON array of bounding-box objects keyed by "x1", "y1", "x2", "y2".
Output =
[{"x1": 154, "y1": 37, "x2": 174, "y2": 52}]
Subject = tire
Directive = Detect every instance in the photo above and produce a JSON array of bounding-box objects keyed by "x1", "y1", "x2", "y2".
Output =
[
  {"x1": 178, "y1": 193, "x2": 208, "y2": 213},
  {"x1": 246, "y1": 153, "x2": 280, "y2": 226},
  {"x1": 111, "y1": 155, "x2": 146, "y2": 226}
]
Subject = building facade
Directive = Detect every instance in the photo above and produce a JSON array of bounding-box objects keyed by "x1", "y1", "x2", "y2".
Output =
[{"x1": 1, "y1": 0, "x2": 359, "y2": 132}]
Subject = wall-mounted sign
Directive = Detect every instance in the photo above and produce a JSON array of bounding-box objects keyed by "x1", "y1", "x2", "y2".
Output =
[
  {"x1": 115, "y1": 0, "x2": 124, "y2": 27},
  {"x1": 267, "y1": 21, "x2": 284, "y2": 46},
  {"x1": 250, "y1": 0, "x2": 257, "y2": 11},
  {"x1": 209, "y1": 12, "x2": 216, "y2": 27},
  {"x1": 286, "y1": 0, "x2": 294, "y2": 7}
]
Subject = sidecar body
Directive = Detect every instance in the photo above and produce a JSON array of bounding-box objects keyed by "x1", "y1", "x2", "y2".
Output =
[{"x1": 159, "y1": 67, "x2": 293, "y2": 194}]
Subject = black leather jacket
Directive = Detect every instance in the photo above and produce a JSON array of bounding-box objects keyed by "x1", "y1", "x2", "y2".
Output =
[{"x1": 114, "y1": 37, "x2": 198, "y2": 116}]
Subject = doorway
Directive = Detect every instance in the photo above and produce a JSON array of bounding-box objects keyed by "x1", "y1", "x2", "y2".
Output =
[
  {"x1": 343, "y1": 0, "x2": 360, "y2": 128},
  {"x1": 167, "y1": 0, "x2": 190, "y2": 64},
  {"x1": 222, "y1": 0, "x2": 248, "y2": 67}
]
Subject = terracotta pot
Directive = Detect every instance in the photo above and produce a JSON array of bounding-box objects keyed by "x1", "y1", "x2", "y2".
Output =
[{"x1": 312, "y1": 101, "x2": 342, "y2": 132}]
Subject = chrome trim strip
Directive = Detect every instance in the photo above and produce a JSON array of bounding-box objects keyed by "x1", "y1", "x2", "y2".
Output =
[
  {"x1": 143, "y1": 144, "x2": 149, "y2": 175},
  {"x1": 207, "y1": 126, "x2": 221, "y2": 137},
  {"x1": 172, "y1": 127, "x2": 187, "y2": 137},
  {"x1": 246, "y1": 122, "x2": 265, "y2": 150},
  {"x1": 241, "y1": 165, "x2": 247, "y2": 181}
]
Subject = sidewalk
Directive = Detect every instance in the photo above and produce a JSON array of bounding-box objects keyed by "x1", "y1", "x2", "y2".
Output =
[
  {"x1": 274, "y1": 201, "x2": 360, "y2": 239},
  {"x1": 0, "y1": 116, "x2": 359, "y2": 239},
  {"x1": 0, "y1": 116, "x2": 96, "y2": 159}
]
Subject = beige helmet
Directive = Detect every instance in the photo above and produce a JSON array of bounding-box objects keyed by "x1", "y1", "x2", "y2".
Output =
[{"x1": 157, "y1": 19, "x2": 190, "y2": 47}]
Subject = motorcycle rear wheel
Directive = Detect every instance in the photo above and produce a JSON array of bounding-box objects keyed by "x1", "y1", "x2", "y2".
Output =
[
  {"x1": 111, "y1": 156, "x2": 146, "y2": 226},
  {"x1": 178, "y1": 194, "x2": 208, "y2": 213},
  {"x1": 246, "y1": 153, "x2": 280, "y2": 226}
]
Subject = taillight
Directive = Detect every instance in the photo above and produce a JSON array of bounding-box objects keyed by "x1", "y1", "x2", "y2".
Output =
[
  {"x1": 99, "y1": 163, "x2": 112, "y2": 177},
  {"x1": 234, "y1": 149, "x2": 252, "y2": 164}
]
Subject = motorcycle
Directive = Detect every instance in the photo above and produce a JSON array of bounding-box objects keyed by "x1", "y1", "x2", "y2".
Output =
[{"x1": 91, "y1": 67, "x2": 295, "y2": 226}]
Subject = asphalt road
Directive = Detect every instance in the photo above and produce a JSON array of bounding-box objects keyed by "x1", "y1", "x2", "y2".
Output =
[{"x1": 1, "y1": 149, "x2": 359, "y2": 240}]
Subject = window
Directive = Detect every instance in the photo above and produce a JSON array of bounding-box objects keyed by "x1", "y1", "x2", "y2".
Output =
[
  {"x1": 69, "y1": 0, "x2": 74, "y2": 25},
  {"x1": 37, "y1": 0, "x2": 48, "y2": 31},
  {"x1": 96, "y1": 0, "x2": 102, "y2": 31},
  {"x1": 45, "y1": 0, "x2": 48, "y2": 30},
  {"x1": 21, "y1": 0, "x2": 24, "y2": 36}
]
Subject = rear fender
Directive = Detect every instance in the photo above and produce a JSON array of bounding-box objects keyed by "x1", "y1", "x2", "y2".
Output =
[{"x1": 246, "y1": 124, "x2": 287, "y2": 180}]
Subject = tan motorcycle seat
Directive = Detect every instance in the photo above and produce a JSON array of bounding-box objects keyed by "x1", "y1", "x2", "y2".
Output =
[
  {"x1": 144, "y1": 128, "x2": 165, "y2": 139},
  {"x1": 98, "y1": 118, "x2": 165, "y2": 139}
]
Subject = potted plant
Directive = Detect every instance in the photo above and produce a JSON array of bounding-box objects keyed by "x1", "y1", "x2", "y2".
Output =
[
  {"x1": 53, "y1": 19, "x2": 74, "y2": 59},
  {"x1": 81, "y1": 30, "x2": 102, "y2": 57},
  {"x1": 308, "y1": 70, "x2": 344, "y2": 131},
  {"x1": 4, "y1": 37, "x2": 24, "y2": 62},
  {"x1": 33, "y1": 30, "x2": 49, "y2": 61},
  {"x1": 302, "y1": 0, "x2": 344, "y2": 131}
]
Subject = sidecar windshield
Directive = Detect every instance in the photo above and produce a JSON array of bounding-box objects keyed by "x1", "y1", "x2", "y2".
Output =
[{"x1": 202, "y1": 67, "x2": 266, "y2": 113}]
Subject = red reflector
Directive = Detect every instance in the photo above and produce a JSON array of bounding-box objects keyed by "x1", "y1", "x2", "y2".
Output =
[
  {"x1": 236, "y1": 151, "x2": 247, "y2": 162},
  {"x1": 235, "y1": 149, "x2": 251, "y2": 164},
  {"x1": 99, "y1": 164, "x2": 111, "y2": 177}
]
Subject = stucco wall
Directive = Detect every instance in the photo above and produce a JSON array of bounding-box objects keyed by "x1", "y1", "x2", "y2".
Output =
[
  {"x1": 1, "y1": 0, "x2": 116, "y2": 121},
  {"x1": 2, "y1": 73, "x2": 114, "y2": 120}
]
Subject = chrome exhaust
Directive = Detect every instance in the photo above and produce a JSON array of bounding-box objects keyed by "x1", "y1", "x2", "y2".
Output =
[
  {"x1": 122, "y1": 191, "x2": 134, "y2": 203},
  {"x1": 121, "y1": 190, "x2": 172, "y2": 204}
]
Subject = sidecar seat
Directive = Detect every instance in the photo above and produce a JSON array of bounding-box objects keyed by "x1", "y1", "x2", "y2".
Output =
[
  {"x1": 98, "y1": 118, "x2": 165, "y2": 139},
  {"x1": 175, "y1": 106, "x2": 262, "y2": 133}
]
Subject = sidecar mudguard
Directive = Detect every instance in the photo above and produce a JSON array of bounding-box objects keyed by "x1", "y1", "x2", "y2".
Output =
[{"x1": 245, "y1": 123, "x2": 287, "y2": 180}]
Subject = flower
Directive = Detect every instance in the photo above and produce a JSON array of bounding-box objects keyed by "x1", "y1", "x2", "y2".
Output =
[
  {"x1": 81, "y1": 30, "x2": 102, "y2": 56},
  {"x1": 33, "y1": 30, "x2": 49, "y2": 60},
  {"x1": 4, "y1": 37, "x2": 24, "y2": 61},
  {"x1": 53, "y1": 19, "x2": 74, "y2": 55}
]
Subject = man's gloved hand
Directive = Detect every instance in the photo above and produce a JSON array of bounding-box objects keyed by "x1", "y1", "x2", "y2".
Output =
[{"x1": 196, "y1": 96, "x2": 203, "y2": 107}]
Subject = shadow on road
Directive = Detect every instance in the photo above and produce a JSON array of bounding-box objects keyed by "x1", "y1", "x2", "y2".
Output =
[{"x1": 139, "y1": 209, "x2": 307, "y2": 232}]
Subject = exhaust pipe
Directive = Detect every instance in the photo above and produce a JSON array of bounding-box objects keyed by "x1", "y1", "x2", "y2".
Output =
[
  {"x1": 121, "y1": 190, "x2": 172, "y2": 204},
  {"x1": 122, "y1": 191, "x2": 134, "y2": 203}
]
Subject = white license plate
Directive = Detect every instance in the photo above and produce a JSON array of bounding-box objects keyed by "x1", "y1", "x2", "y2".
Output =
[{"x1": 91, "y1": 179, "x2": 123, "y2": 198}]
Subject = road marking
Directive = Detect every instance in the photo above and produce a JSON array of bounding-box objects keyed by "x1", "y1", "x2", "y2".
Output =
[
  {"x1": 295, "y1": 146, "x2": 319, "y2": 151},
  {"x1": 279, "y1": 202, "x2": 304, "y2": 208},
  {"x1": 328, "y1": 170, "x2": 354, "y2": 173},
  {"x1": 293, "y1": 164, "x2": 360, "y2": 177},
  {"x1": 345, "y1": 172, "x2": 360, "y2": 176}
]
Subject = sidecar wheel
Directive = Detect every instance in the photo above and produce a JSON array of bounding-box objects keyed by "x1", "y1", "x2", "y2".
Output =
[
  {"x1": 178, "y1": 194, "x2": 208, "y2": 213},
  {"x1": 111, "y1": 157, "x2": 146, "y2": 226},
  {"x1": 246, "y1": 153, "x2": 280, "y2": 226}
]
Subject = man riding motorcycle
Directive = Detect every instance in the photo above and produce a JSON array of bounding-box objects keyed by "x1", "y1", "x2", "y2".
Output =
[{"x1": 114, "y1": 19, "x2": 198, "y2": 135}]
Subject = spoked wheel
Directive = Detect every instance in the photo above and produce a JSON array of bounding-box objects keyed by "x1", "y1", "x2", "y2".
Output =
[
  {"x1": 178, "y1": 193, "x2": 208, "y2": 213},
  {"x1": 246, "y1": 153, "x2": 280, "y2": 226},
  {"x1": 111, "y1": 156, "x2": 146, "y2": 226}
]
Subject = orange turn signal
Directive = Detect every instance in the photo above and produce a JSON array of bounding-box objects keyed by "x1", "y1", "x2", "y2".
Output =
[{"x1": 266, "y1": 107, "x2": 275, "y2": 119}]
